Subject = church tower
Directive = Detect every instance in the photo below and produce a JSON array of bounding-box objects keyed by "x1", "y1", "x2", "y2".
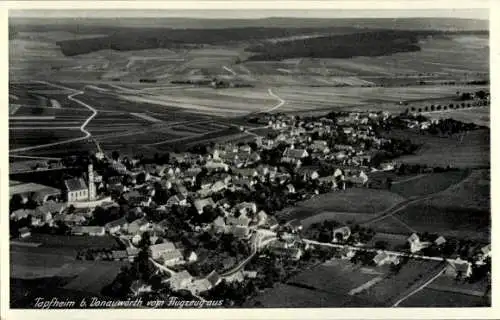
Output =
[{"x1": 88, "y1": 164, "x2": 96, "y2": 201}]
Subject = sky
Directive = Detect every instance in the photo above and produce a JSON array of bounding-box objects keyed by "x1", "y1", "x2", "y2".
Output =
[{"x1": 9, "y1": 9, "x2": 489, "y2": 20}]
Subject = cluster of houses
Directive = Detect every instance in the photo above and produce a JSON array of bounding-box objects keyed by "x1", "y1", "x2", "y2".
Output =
[
  {"x1": 330, "y1": 225, "x2": 491, "y2": 280},
  {"x1": 10, "y1": 109, "x2": 491, "y2": 298}
]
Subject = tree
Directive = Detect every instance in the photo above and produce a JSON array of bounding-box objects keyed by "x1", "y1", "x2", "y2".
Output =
[
  {"x1": 136, "y1": 172, "x2": 146, "y2": 185},
  {"x1": 111, "y1": 150, "x2": 120, "y2": 161},
  {"x1": 436, "y1": 105, "x2": 442, "y2": 111},
  {"x1": 430, "y1": 105, "x2": 435, "y2": 111}
]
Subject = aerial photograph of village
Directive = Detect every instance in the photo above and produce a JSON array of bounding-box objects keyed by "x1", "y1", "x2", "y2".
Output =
[{"x1": 8, "y1": 8, "x2": 490, "y2": 309}]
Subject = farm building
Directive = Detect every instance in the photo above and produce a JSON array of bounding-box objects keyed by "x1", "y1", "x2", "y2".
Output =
[
  {"x1": 10, "y1": 180, "x2": 61, "y2": 204},
  {"x1": 71, "y1": 226, "x2": 106, "y2": 236},
  {"x1": 333, "y1": 226, "x2": 351, "y2": 243}
]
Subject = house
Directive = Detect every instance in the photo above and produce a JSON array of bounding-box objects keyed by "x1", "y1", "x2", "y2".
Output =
[
  {"x1": 447, "y1": 258, "x2": 473, "y2": 278},
  {"x1": 243, "y1": 270, "x2": 258, "y2": 279},
  {"x1": 53, "y1": 213, "x2": 86, "y2": 225},
  {"x1": 233, "y1": 202, "x2": 257, "y2": 216},
  {"x1": 169, "y1": 271, "x2": 193, "y2": 291},
  {"x1": 286, "y1": 219, "x2": 303, "y2": 233},
  {"x1": 318, "y1": 175, "x2": 338, "y2": 189},
  {"x1": 312, "y1": 140, "x2": 330, "y2": 153},
  {"x1": 345, "y1": 171, "x2": 369, "y2": 187},
  {"x1": 232, "y1": 226, "x2": 252, "y2": 240},
  {"x1": 225, "y1": 270, "x2": 245, "y2": 283},
  {"x1": 265, "y1": 216, "x2": 279, "y2": 230},
  {"x1": 71, "y1": 226, "x2": 105, "y2": 236},
  {"x1": 194, "y1": 197, "x2": 216, "y2": 214},
  {"x1": 205, "y1": 161, "x2": 229, "y2": 172},
  {"x1": 160, "y1": 249, "x2": 184, "y2": 266},
  {"x1": 227, "y1": 214, "x2": 251, "y2": 227},
  {"x1": 407, "y1": 233, "x2": 430, "y2": 253},
  {"x1": 34, "y1": 201, "x2": 66, "y2": 225},
  {"x1": 149, "y1": 241, "x2": 177, "y2": 260},
  {"x1": 111, "y1": 250, "x2": 128, "y2": 261},
  {"x1": 297, "y1": 167, "x2": 319, "y2": 181},
  {"x1": 10, "y1": 208, "x2": 35, "y2": 221},
  {"x1": 206, "y1": 270, "x2": 221, "y2": 287},
  {"x1": 166, "y1": 194, "x2": 188, "y2": 207},
  {"x1": 187, "y1": 278, "x2": 212, "y2": 295},
  {"x1": 126, "y1": 246, "x2": 140, "y2": 261},
  {"x1": 233, "y1": 168, "x2": 258, "y2": 178},
  {"x1": 232, "y1": 178, "x2": 256, "y2": 190},
  {"x1": 256, "y1": 210, "x2": 268, "y2": 226},
  {"x1": 19, "y1": 226, "x2": 31, "y2": 238},
  {"x1": 481, "y1": 244, "x2": 491, "y2": 259},
  {"x1": 186, "y1": 251, "x2": 198, "y2": 263},
  {"x1": 435, "y1": 236, "x2": 447, "y2": 246},
  {"x1": 373, "y1": 251, "x2": 400, "y2": 266},
  {"x1": 333, "y1": 226, "x2": 351, "y2": 243},
  {"x1": 271, "y1": 245, "x2": 303, "y2": 261},
  {"x1": 127, "y1": 218, "x2": 151, "y2": 234},
  {"x1": 130, "y1": 280, "x2": 152, "y2": 296},
  {"x1": 65, "y1": 178, "x2": 88, "y2": 202},
  {"x1": 212, "y1": 216, "x2": 227, "y2": 234},
  {"x1": 340, "y1": 246, "x2": 356, "y2": 260},
  {"x1": 105, "y1": 217, "x2": 129, "y2": 234},
  {"x1": 286, "y1": 184, "x2": 296, "y2": 194},
  {"x1": 281, "y1": 148, "x2": 309, "y2": 164},
  {"x1": 380, "y1": 161, "x2": 395, "y2": 171}
]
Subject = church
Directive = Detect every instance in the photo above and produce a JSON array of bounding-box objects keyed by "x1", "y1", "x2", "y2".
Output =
[{"x1": 64, "y1": 164, "x2": 97, "y2": 203}]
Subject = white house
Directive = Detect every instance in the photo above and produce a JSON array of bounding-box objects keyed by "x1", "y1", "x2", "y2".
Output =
[
  {"x1": 71, "y1": 226, "x2": 105, "y2": 236},
  {"x1": 149, "y1": 241, "x2": 177, "y2": 260}
]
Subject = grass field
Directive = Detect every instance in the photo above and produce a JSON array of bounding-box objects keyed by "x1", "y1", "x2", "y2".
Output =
[
  {"x1": 384, "y1": 129, "x2": 490, "y2": 168},
  {"x1": 390, "y1": 170, "x2": 471, "y2": 198},
  {"x1": 387, "y1": 169, "x2": 489, "y2": 240},
  {"x1": 246, "y1": 283, "x2": 345, "y2": 308},
  {"x1": 355, "y1": 260, "x2": 444, "y2": 306},
  {"x1": 427, "y1": 169, "x2": 490, "y2": 211},
  {"x1": 25, "y1": 234, "x2": 123, "y2": 249},
  {"x1": 400, "y1": 287, "x2": 488, "y2": 307},
  {"x1": 278, "y1": 188, "x2": 406, "y2": 223},
  {"x1": 271, "y1": 85, "x2": 488, "y2": 113},
  {"x1": 395, "y1": 201, "x2": 490, "y2": 241},
  {"x1": 63, "y1": 261, "x2": 127, "y2": 294},
  {"x1": 423, "y1": 106, "x2": 490, "y2": 127}
]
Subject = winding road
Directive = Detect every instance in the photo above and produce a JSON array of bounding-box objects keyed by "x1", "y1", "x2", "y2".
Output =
[
  {"x1": 10, "y1": 81, "x2": 98, "y2": 153},
  {"x1": 261, "y1": 88, "x2": 286, "y2": 113}
]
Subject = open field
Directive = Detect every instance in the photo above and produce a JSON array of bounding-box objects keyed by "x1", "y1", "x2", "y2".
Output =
[
  {"x1": 249, "y1": 259, "x2": 455, "y2": 307},
  {"x1": 22, "y1": 234, "x2": 123, "y2": 250},
  {"x1": 277, "y1": 188, "x2": 406, "y2": 223},
  {"x1": 390, "y1": 170, "x2": 471, "y2": 198},
  {"x1": 10, "y1": 29, "x2": 487, "y2": 87},
  {"x1": 63, "y1": 261, "x2": 128, "y2": 294},
  {"x1": 271, "y1": 85, "x2": 488, "y2": 113},
  {"x1": 399, "y1": 287, "x2": 488, "y2": 307},
  {"x1": 426, "y1": 169, "x2": 490, "y2": 211},
  {"x1": 395, "y1": 201, "x2": 489, "y2": 241},
  {"x1": 423, "y1": 106, "x2": 490, "y2": 127},
  {"x1": 384, "y1": 129, "x2": 490, "y2": 168},
  {"x1": 10, "y1": 129, "x2": 86, "y2": 151}
]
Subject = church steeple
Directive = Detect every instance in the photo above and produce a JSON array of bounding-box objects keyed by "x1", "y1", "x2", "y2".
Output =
[{"x1": 88, "y1": 164, "x2": 96, "y2": 201}]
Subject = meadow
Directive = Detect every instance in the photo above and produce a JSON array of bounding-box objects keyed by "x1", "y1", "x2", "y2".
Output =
[
  {"x1": 278, "y1": 188, "x2": 406, "y2": 225},
  {"x1": 399, "y1": 287, "x2": 488, "y2": 307},
  {"x1": 390, "y1": 170, "x2": 471, "y2": 198},
  {"x1": 384, "y1": 129, "x2": 490, "y2": 168}
]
